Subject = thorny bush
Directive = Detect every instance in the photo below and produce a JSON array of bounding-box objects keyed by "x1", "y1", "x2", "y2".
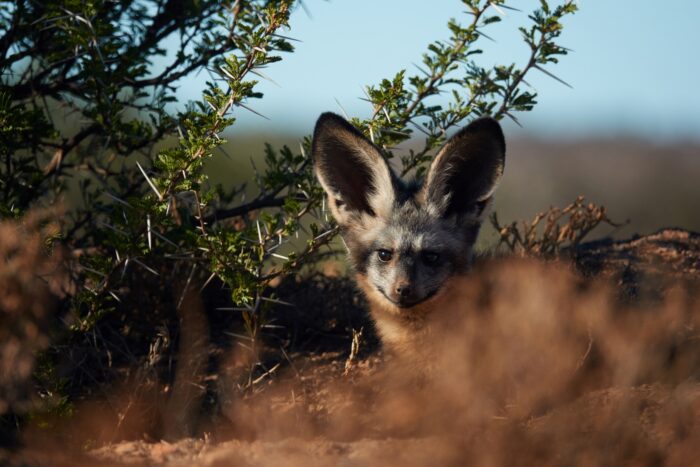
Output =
[{"x1": 0, "y1": 0, "x2": 577, "y2": 426}]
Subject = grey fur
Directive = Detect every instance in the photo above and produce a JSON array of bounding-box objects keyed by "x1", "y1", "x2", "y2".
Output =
[{"x1": 312, "y1": 112, "x2": 505, "y2": 351}]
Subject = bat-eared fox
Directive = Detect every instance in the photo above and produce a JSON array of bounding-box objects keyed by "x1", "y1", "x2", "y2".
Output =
[{"x1": 312, "y1": 113, "x2": 505, "y2": 357}]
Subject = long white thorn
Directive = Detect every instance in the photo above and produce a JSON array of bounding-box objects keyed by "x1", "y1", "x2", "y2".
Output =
[
  {"x1": 146, "y1": 214, "x2": 152, "y2": 251},
  {"x1": 136, "y1": 161, "x2": 163, "y2": 201},
  {"x1": 256, "y1": 220, "x2": 263, "y2": 244}
]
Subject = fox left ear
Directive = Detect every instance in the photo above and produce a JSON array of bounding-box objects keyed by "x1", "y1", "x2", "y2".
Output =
[
  {"x1": 312, "y1": 113, "x2": 396, "y2": 226},
  {"x1": 422, "y1": 117, "x2": 505, "y2": 218}
]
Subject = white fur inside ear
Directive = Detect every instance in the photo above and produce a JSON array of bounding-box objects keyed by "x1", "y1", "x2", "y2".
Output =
[
  {"x1": 474, "y1": 196, "x2": 495, "y2": 222},
  {"x1": 327, "y1": 136, "x2": 395, "y2": 220},
  {"x1": 335, "y1": 130, "x2": 396, "y2": 219},
  {"x1": 476, "y1": 163, "x2": 504, "y2": 203},
  {"x1": 365, "y1": 157, "x2": 395, "y2": 218}
]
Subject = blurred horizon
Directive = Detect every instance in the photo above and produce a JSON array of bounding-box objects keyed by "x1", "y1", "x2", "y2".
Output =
[
  {"x1": 207, "y1": 133, "x2": 700, "y2": 239},
  {"x1": 170, "y1": 0, "x2": 700, "y2": 142}
]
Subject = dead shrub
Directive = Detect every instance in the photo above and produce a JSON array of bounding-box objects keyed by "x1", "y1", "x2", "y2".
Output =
[{"x1": 491, "y1": 196, "x2": 624, "y2": 258}]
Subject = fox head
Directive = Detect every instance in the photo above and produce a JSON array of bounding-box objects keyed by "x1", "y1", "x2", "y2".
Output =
[{"x1": 312, "y1": 113, "x2": 505, "y2": 314}]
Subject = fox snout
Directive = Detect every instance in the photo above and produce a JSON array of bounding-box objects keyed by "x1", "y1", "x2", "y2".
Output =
[
  {"x1": 370, "y1": 250, "x2": 444, "y2": 308},
  {"x1": 388, "y1": 280, "x2": 416, "y2": 307}
]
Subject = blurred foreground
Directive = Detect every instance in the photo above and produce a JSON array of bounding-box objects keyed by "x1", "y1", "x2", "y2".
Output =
[{"x1": 4, "y1": 220, "x2": 700, "y2": 465}]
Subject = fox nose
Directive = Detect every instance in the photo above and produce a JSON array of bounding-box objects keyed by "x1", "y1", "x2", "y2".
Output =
[{"x1": 396, "y1": 283, "x2": 412, "y2": 298}]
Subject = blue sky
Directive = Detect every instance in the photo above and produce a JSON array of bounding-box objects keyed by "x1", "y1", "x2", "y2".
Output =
[{"x1": 178, "y1": 1, "x2": 700, "y2": 140}]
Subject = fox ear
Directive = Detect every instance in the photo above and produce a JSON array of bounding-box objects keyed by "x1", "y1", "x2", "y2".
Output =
[
  {"x1": 423, "y1": 117, "x2": 505, "y2": 218},
  {"x1": 312, "y1": 113, "x2": 396, "y2": 225}
]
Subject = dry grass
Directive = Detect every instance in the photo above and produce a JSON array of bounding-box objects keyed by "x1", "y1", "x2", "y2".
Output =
[
  {"x1": 3, "y1": 198, "x2": 699, "y2": 465},
  {"x1": 0, "y1": 211, "x2": 70, "y2": 417},
  {"x1": 205, "y1": 258, "x2": 700, "y2": 466},
  {"x1": 11, "y1": 253, "x2": 700, "y2": 466}
]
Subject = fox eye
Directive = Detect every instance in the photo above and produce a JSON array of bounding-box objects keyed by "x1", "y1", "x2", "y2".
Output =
[
  {"x1": 377, "y1": 249, "x2": 393, "y2": 262},
  {"x1": 422, "y1": 251, "x2": 440, "y2": 265}
]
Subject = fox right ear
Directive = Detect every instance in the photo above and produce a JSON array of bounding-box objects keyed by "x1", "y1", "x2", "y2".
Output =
[
  {"x1": 312, "y1": 113, "x2": 396, "y2": 225},
  {"x1": 423, "y1": 117, "x2": 505, "y2": 219}
]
